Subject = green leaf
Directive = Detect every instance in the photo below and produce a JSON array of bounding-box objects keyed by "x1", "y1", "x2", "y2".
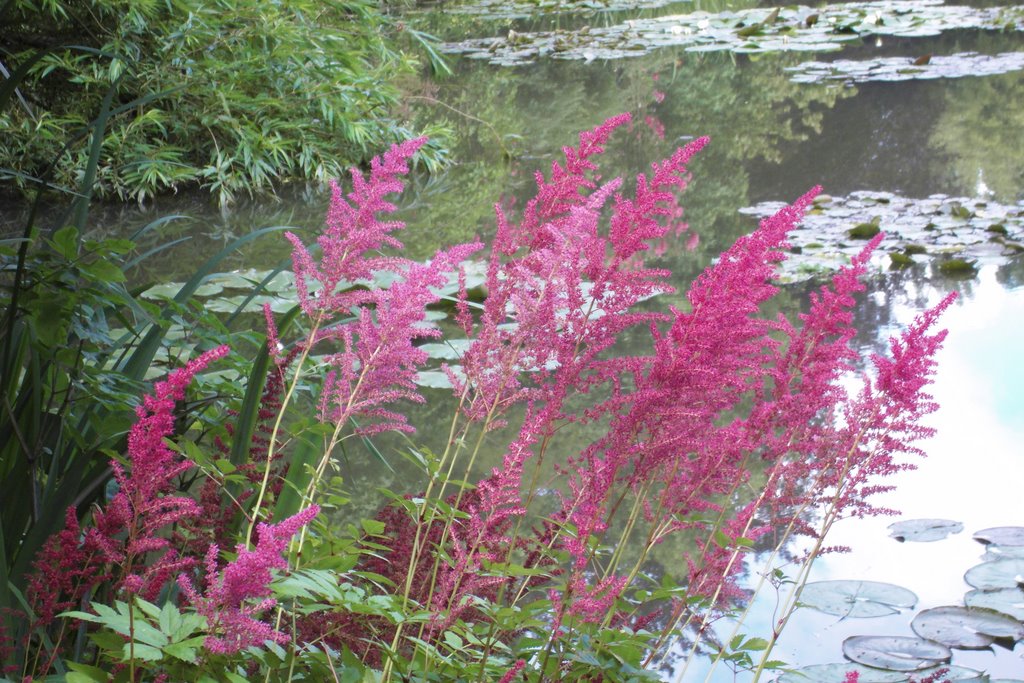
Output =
[
  {"x1": 163, "y1": 636, "x2": 206, "y2": 663},
  {"x1": 122, "y1": 642, "x2": 164, "y2": 662},
  {"x1": 740, "y1": 636, "x2": 770, "y2": 651},
  {"x1": 800, "y1": 580, "x2": 917, "y2": 618},
  {"x1": 51, "y1": 226, "x2": 79, "y2": 259},
  {"x1": 65, "y1": 663, "x2": 108, "y2": 682},
  {"x1": 81, "y1": 259, "x2": 126, "y2": 283}
]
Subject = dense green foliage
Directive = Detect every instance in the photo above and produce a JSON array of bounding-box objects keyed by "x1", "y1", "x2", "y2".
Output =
[{"x1": 0, "y1": 0, "x2": 448, "y2": 205}]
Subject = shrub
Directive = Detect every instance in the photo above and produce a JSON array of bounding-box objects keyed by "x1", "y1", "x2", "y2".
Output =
[
  {"x1": 0, "y1": 115, "x2": 953, "y2": 682},
  {"x1": 0, "y1": 0, "x2": 448, "y2": 205}
]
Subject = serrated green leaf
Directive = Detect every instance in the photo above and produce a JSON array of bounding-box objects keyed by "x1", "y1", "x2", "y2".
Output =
[
  {"x1": 122, "y1": 642, "x2": 164, "y2": 662},
  {"x1": 163, "y1": 636, "x2": 206, "y2": 663}
]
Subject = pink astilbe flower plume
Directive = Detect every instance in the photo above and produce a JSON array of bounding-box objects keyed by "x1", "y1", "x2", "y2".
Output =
[
  {"x1": 432, "y1": 117, "x2": 709, "y2": 622},
  {"x1": 24, "y1": 345, "x2": 229, "y2": 638},
  {"x1": 286, "y1": 138, "x2": 429, "y2": 317},
  {"x1": 178, "y1": 505, "x2": 319, "y2": 654},
  {"x1": 278, "y1": 136, "x2": 482, "y2": 438},
  {"x1": 552, "y1": 190, "x2": 819, "y2": 612}
]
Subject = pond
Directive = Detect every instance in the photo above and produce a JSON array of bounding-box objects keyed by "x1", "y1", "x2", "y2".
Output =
[{"x1": 12, "y1": 0, "x2": 1023, "y2": 678}]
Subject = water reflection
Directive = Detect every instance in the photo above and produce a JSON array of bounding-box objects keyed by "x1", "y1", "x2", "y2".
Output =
[{"x1": 686, "y1": 263, "x2": 1024, "y2": 682}]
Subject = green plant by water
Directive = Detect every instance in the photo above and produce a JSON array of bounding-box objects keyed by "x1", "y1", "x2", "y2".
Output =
[{"x1": 0, "y1": 115, "x2": 957, "y2": 681}]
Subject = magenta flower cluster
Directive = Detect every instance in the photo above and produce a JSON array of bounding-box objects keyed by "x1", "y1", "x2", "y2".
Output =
[{"x1": 11, "y1": 112, "x2": 956, "y2": 679}]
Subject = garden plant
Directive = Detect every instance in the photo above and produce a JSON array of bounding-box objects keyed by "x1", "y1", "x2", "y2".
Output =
[{"x1": 0, "y1": 113, "x2": 954, "y2": 682}]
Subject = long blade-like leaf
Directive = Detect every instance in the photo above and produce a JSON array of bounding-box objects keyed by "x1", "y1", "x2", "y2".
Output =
[{"x1": 120, "y1": 225, "x2": 292, "y2": 382}]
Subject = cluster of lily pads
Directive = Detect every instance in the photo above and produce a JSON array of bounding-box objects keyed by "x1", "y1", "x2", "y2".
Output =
[
  {"x1": 786, "y1": 51, "x2": 1024, "y2": 85},
  {"x1": 417, "y1": 0, "x2": 683, "y2": 21},
  {"x1": 139, "y1": 262, "x2": 489, "y2": 386},
  {"x1": 781, "y1": 523, "x2": 1024, "y2": 683},
  {"x1": 440, "y1": 0, "x2": 1024, "y2": 65},
  {"x1": 738, "y1": 191, "x2": 1024, "y2": 283}
]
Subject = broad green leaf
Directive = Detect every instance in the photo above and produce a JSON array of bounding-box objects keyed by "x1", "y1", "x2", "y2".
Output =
[
  {"x1": 964, "y1": 558, "x2": 1024, "y2": 590},
  {"x1": 964, "y1": 587, "x2": 1024, "y2": 620},
  {"x1": 842, "y1": 636, "x2": 950, "y2": 672},
  {"x1": 974, "y1": 526, "x2": 1024, "y2": 547},
  {"x1": 887, "y1": 518, "x2": 963, "y2": 542},
  {"x1": 911, "y1": 605, "x2": 1024, "y2": 648},
  {"x1": 800, "y1": 580, "x2": 917, "y2": 618}
]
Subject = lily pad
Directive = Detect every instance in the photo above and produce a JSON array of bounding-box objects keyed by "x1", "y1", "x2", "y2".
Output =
[
  {"x1": 740, "y1": 191, "x2": 1024, "y2": 283},
  {"x1": 777, "y1": 663, "x2": 909, "y2": 683},
  {"x1": 419, "y1": 339, "x2": 473, "y2": 361},
  {"x1": 964, "y1": 559, "x2": 1024, "y2": 590},
  {"x1": 788, "y1": 51, "x2": 1024, "y2": 85},
  {"x1": 414, "y1": 371, "x2": 452, "y2": 389},
  {"x1": 800, "y1": 580, "x2": 917, "y2": 618},
  {"x1": 421, "y1": 0, "x2": 681, "y2": 20},
  {"x1": 910, "y1": 605, "x2": 1024, "y2": 648},
  {"x1": 442, "y1": 1, "x2": 1024, "y2": 65},
  {"x1": 974, "y1": 527, "x2": 1024, "y2": 547},
  {"x1": 983, "y1": 545, "x2": 1024, "y2": 561},
  {"x1": 843, "y1": 636, "x2": 951, "y2": 671},
  {"x1": 915, "y1": 666, "x2": 993, "y2": 682},
  {"x1": 964, "y1": 587, "x2": 1024, "y2": 621},
  {"x1": 887, "y1": 519, "x2": 963, "y2": 543}
]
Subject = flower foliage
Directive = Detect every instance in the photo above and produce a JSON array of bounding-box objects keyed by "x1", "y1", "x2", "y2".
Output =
[
  {"x1": 178, "y1": 506, "x2": 320, "y2": 654},
  {"x1": 5, "y1": 115, "x2": 956, "y2": 682}
]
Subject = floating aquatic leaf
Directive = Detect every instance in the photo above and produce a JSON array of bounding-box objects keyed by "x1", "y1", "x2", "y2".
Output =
[
  {"x1": 414, "y1": 370, "x2": 455, "y2": 389},
  {"x1": 983, "y1": 545, "x2": 1024, "y2": 562},
  {"x1": 974, "y1": 527, "x2": 1024, "y2": 547},
  {"x1": 842, "y1": 636, "x2": 951, "y2": 671},
  {"x1": 800, "y1": 580, "x2": 917, "y2": 618},
  {"x1": 888, "y1": 519, "x2": 963, "y2": 542},
  {"x1": 204, "y1": 294, "x2": 294, "y2": 315},
  {"x1": 739, "y1": 191, "x2": 1024, "y2": 282},
  {"x1": 937, "y1": 258, "x2": 978, "y2": 276},
  {"x1": 915, "y1": 665, "x2": 992, "y2": 682},
  {"x1": 911, "y1": 605, "x2": 1024, "y2": 648},
  {"x1": 777, "y1": 663, "x2": 909, "y2": 683},
  {"x1": 964, "y1": 588, "x2": 1024, "y2": 621},
  {"x1": 442, "y1": 0, "x2": 1024, "y2": 65},
  {"x1": 418, "y1": 339, "x2": 473, "y2": 361},
  {"x1": 142, "y1": 282, "x2": 185, "y2": 299},
  {"x1": 849, "y1": 221, "x2": 882, "y2": 239},
  {"x1": 417, "y1": 0, "x2": 681, "y2": 20},
  {"x1": 964, "y1": 559, "x2": 1024, "y2": 590},
  {"x1": 788, "y1": 51, "x2": 1024, "y2": 84}
]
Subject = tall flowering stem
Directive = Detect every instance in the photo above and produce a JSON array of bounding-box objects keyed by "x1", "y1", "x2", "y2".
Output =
[
  {"x1": 248, "y1": 137, "x2": 481, "y2": 548},
  {"x1": 20, "y1": 345, "x2": 228, "y2": 674},
  {"x1": 178, "y1": 506, "x2": 320, "y2": 654}
]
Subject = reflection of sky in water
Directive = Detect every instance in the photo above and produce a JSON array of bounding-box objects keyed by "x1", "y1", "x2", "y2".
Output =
[{"x1": 676, "y1": 267, "x2": 1024, "y2": 681}]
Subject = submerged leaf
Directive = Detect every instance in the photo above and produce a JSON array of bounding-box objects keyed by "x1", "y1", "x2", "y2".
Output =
[
  {"x1": 888, "y1": 518, "x2": 963, "y2": 542},
  {"x1": 842, "y1": 636, "x2": 951, "y2": 671},
  {"x1": 800, "y1": 580, "x2": 917, "y2": 618}
]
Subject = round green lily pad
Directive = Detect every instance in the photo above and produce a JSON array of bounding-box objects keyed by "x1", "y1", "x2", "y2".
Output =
[
  {"x1": 964, "y1": 559, "x2": 1024, "y2": 590},
  {"x1": 964, "y1": 587, "x2": 1024, "y2": 620},
  {"x1": 800, "y1": 580, "x2": 917, "y2": 618},
  {"x1": 777, "y1": 663, "x2": 908, "y2": 683},
  {"x1": 910, "y1": 605, "x2": 1024, "y2": 648},
  {"x1": 842, "y1": 636, "x2": 951, "y2": 671},
  {"x1": 888, "y1": 519, "x2": 963, "y2": 542}
]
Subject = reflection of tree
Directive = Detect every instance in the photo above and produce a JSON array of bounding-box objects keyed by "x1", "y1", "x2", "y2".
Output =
[
  {"x1": 996, "y1": 254, "x2": 1024, "y2": 290},
  {"x1": 403, "y1": 45, "x2": 850, "y2": 273},
  {"x1": 931, "y1": 71, "x2": 1024, "y2": 203}
]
